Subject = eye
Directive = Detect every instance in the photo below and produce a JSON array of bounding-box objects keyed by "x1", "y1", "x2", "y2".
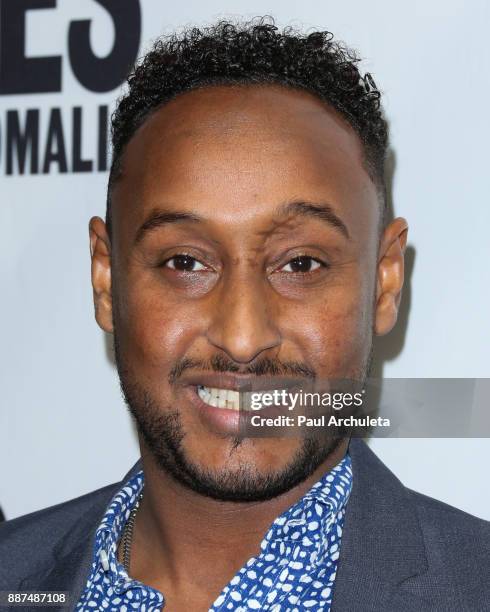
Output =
[
  {"x1": 279, "y1": 256, "x2": 324, "y2": 273},
  {"x1": 163, "y1": 254, "x2": 206, "y2": 271}
]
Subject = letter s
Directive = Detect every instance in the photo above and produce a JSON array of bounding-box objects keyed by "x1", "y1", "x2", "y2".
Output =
[{"x1": 68, "y1": 0, "x2": 141, "y2": 92}]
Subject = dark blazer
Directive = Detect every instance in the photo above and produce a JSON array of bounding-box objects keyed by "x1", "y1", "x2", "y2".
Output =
[{"x1": 1, "y1": 439, "x2": 489, "y2": 611}]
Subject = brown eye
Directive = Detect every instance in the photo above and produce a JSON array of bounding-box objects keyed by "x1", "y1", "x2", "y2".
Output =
[
  {"x1": 280, "y1": 256, "x2": 323, "y2": 273},
  {"x1": 164, "y1": 255, "x2": 206, "y2": 271}
]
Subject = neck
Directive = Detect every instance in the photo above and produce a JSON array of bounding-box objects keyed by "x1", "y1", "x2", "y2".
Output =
[{"x1": 130, "y1": 438, "x2": 348, "y2": 597}]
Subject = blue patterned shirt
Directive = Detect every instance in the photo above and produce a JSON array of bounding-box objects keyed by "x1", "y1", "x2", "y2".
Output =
[{"x1": 76, "y1": 455, "x2": 352, "y2": 611}]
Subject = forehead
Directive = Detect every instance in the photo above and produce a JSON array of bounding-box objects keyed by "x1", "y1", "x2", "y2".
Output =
[{"x1": 111, "y1": 85, "x2": 379, "y2": 238}]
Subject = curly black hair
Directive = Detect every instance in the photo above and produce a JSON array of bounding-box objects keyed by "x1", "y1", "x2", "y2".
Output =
[{"x1": 107, "y1": 18, "x2": 388, "y2": 234}]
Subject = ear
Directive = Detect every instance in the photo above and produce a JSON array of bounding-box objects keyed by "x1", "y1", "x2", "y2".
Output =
[
  {"x1": 89, "y1": 216, "x2": 113, "y2": 333},
  {"x1": 374, "y1": 217, "x2": 408, "y2": 336}
]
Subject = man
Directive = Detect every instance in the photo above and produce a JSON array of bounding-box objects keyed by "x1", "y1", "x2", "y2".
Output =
[{"x1": 0, "y1": 18, "x2": 488, "y2": 612}]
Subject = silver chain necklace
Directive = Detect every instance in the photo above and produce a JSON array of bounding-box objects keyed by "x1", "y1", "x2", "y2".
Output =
[{"x1": 120, "y1": 492, "x2": 143, "y2": 574}]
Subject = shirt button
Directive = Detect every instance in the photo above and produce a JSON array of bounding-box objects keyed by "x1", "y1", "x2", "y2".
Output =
[{"x1": 99, "y1": 549, "x2": 110, "y2": 571}]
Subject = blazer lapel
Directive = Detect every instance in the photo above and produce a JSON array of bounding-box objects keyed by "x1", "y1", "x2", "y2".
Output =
[
  {"x1": 19, "y1": 461, "x2": 143, "y2": 606},
  {"x1": 332, "y1": 438, "x2": 429, "y2": 611},
  {"x1": 20, "y1": 532, "x2": 94, "y2": 607}
]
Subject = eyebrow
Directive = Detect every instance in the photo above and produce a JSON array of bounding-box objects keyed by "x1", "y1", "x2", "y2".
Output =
[
  {"x1": 134, "y1": 209, "x2": 203, "y2": 245},
  {"x1": 133, "y1": 199, "x2": 349, "y2": 245},
  {"x1": 276, "y1": 200, "x2": 350, "y2": 239}
]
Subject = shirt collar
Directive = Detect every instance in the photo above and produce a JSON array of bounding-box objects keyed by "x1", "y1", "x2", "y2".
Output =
[
  {"x1": 93, "y1": 453, "x2": 352, "y2": 585},
  {"x1": 94, "y1": 470, "x2": 145, "y2": 593},
  {"x1": 260, "y1": 454, "x2": 352, "y2": 566}
]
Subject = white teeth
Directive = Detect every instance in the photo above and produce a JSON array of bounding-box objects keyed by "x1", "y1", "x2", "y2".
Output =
[{"x1": 197, "y1": 386, "x2": 240, "y2": 410}]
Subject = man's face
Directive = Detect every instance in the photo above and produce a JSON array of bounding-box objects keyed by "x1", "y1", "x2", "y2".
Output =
[{"x1": 92, "y1": 85, "x2": 403, "y2": 501}]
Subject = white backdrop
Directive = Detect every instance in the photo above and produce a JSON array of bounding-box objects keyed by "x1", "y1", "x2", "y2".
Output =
[{"x1": 1, "y1": 0, "x2": 489, "y2": 521}]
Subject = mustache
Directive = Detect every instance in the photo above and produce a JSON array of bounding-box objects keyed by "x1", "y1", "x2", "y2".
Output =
[{"x1": 168, "y1": 354, "x2": 316, "y2": 384}]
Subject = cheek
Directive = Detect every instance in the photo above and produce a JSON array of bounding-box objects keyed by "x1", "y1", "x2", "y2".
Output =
[
  {"x1": 282, "y1": 273, "x2": 374, "y2": 376},
  {"x1": 321, "y1": 297, "x2": 371, "y2": 373},
  {"x1": 114, "y1": 277, "x2": 204, "y2": 375}
]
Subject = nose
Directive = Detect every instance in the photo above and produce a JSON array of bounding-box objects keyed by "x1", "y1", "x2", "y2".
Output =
[{"x1": 206, "y1": 273, "x2": 281, "y2": 364}]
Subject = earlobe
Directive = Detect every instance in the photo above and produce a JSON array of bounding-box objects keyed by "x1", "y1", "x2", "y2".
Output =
[
  {"x1": 374, "y1": 218, "x2": 408, "y2": 336},
  {"x1": 89, "y1": 216, "x2": 114, "y2": 334}
]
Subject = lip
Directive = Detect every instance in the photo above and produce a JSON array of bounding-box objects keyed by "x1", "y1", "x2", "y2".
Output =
[
  {"x1": 183, "y1": 383, "x2": 305, "y2": 437},
  {"x1": 184, "y1": 385, "x2": 244, "y2": 435},
  {"x1": 178, "y1": 372, "x2": 307, "y2": 392},
  {"x1": 177, "y1": 372, "x2": 318, "y2": 437}
]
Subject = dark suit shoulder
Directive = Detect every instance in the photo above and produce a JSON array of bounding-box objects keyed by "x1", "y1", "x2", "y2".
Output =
[
  {"x1": 0, "y1": 482, "x2": 118, "y2": 589},
  {"x1": 404, "y1": 487, "x2": 490, "y2": 607},
  {"x1": 407, "y1": 487, "x2": 490, "y2": 535}
]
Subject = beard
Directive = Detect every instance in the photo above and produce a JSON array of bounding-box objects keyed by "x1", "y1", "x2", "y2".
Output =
[{"x1": 113, "y1": 334, "x2": 372, "y2": 503}]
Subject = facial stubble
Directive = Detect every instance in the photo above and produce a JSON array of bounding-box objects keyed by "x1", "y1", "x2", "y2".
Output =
[{"x1": 112, "y1": 334, "x2": 359, "y2": 502}]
